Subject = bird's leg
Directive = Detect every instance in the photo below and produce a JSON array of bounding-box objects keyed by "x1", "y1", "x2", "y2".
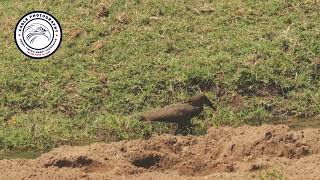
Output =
[
  {"x1": 175, "y1": 120, "x2": 193, "y2": 136},
  {"x1": 169, "y1": 123, "x2": 178, "y2": 135}
]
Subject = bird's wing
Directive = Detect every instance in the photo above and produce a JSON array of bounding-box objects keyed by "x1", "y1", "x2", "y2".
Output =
[{"x1": 141, "y1": 104, "x2": 201, "y2": 123}]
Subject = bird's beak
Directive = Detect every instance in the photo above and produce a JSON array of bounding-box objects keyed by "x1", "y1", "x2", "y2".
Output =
[
  {"x1": 44, "y1": 31, "x2": 51, "y2": 41},
  {"x1": 206, "y1": 100, "x2": 216, "y2": 111}
]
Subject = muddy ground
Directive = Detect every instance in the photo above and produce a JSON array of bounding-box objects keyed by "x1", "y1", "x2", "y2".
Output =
[{"x1": 0, "y1": 125, "x2": 319, "y2": 180}]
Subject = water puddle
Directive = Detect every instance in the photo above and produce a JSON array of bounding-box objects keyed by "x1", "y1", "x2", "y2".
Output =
[
  {"x1": 268, "y1": 116, "x2": 320, "y2": 130},
  {"x1": 0, "y1": 150, "x2": 42, "y2": 160},
  {"x1": 0, "y1": 141, "x2": 94, "y2": 160}
]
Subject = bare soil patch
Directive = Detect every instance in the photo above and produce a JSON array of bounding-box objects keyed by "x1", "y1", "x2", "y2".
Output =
[{"x1": 0, "y1": 125, "x2": 319, "y2": 179}]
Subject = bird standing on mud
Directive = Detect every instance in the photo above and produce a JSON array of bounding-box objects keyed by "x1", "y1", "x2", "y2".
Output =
[{"x1": 140, "y1": 94, "x2": 216, "y2": 135}]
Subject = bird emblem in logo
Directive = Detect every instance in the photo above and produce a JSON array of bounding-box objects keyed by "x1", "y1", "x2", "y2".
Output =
[{"x1": 23, "y1": 23, "x2": 52, "y2": 46}]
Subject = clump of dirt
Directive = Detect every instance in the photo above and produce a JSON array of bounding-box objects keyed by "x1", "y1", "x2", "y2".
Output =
[
  {"x1": 43, "y1": 155, "x2": 93, "y2": 168},
  {"x1": 116, "y1": 12, "x2": 129, "y2": 24},
  {"x1": 96, "y1": 6, "x2": 109, "y2": 19},
  {"x1": 0, "y1": 125, "x2": 319, "y2": 180}
]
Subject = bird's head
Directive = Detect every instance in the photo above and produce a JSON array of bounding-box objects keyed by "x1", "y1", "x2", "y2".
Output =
[
  {"x1": 34, "y1": 26, "x2": 50, "y2": 38},
  {"x1": 188, "y1": 94, "x2": 216, "y2": 110}
]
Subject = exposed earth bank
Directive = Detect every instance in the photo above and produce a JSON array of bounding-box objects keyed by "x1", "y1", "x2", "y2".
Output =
[{"x1": 0, "y1": 125, "x2": 319, "y2": 180}]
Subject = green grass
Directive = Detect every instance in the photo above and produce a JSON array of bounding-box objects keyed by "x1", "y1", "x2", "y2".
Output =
[
  {"x1": 258, "y1": 169, "x2": 286, "y2": 180},
  {"x1": 0, "y1": 0, "x2": 320, "y2": 151}
]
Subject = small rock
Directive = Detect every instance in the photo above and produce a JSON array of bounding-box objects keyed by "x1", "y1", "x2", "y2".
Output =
[
  {"x1": 68, "y1": 29, "x2": 82, "y2": 39},
  {"x1": 250, "y1": 163, "x2": 265, "y2": 171},
  {"x1": 116, "y1": 12, "x2": 129, "y2": 24},
  {"x1": 97, "y1": 6, "x2": 109, "y2": 19},
  {"x1": 199, "y1": 4, "x2": 214, "y2": 13},
  {"x1": 91, "y1": 41, "x2": 105, "y2": 51},
  {"x1": 186, "y1": 6, "x2": 200, "y2": 15},
  {"x1": 149, "y1": 16, "x2": 160, "y2": 21}
]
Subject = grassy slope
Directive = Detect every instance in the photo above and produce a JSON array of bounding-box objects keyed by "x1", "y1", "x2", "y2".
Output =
[{"x1": 0, "y1": 0, "x2": 319, "y2": 151}]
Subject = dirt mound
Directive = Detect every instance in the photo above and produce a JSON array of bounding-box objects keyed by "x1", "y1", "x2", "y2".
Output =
[{"x1": 0, "y1": 125, "x2": 319, "y2": 179}]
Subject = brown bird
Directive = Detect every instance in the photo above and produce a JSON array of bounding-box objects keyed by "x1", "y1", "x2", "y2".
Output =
[{"x1": 140, "y1": 94, "x2": 216, "y2": 135}]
